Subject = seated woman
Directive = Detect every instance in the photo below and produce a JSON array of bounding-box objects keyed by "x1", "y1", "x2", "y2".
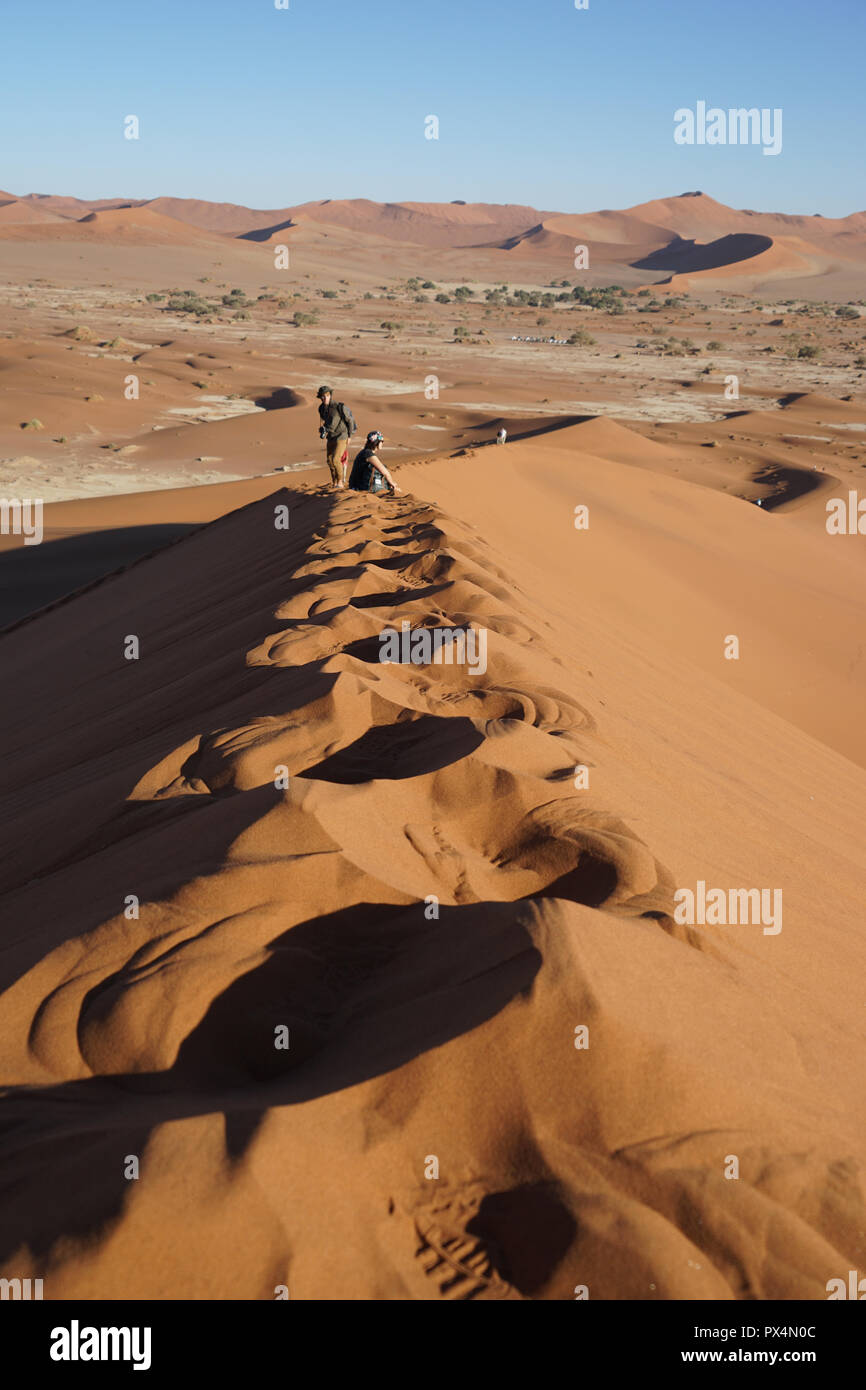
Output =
[{"x1": 348, "y1": 431, "x2": 401, "y2": 495}]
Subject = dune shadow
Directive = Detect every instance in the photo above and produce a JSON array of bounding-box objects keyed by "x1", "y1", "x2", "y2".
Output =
[
  {"x1": 466, "y1": 414, "x2": 595, "y2": 447},
  {"x1": 535, "y1": 856, "x2": 618, "y2": 910},
  {"x1": 237, "y1": 219, "x2": 297, "y2": 243},
  {"x1": 0, "y1": 901, "x2": 541, "y2": 1266},
  {"x1": 300, "y1": 714, "x2": 484, "y2": 782},
  {"x1": 0, "y1": 524, "x2": 194, "y2": 629},
  {"x1": 632, "y1": 232, "x2": 772, "y2": 274},
  {"x1": 252, "y1": 387, "x2": 305, "y2": 411},
  {"x1": 466, "y1": 1183, "x2": 577, "y2": 1295},
  {"x1": 751, "y1": 462, "x2": 827, "y2": 509}
]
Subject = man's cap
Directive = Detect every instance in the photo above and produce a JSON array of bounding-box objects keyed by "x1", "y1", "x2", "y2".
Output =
[{"x1": 316, "y1": 385, "x2": 332, "y2": 398}]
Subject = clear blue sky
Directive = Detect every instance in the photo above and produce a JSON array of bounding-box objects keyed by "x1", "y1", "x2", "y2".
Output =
[{"x1": 0, "y1": 0, "x2": 862, "y2": 216}]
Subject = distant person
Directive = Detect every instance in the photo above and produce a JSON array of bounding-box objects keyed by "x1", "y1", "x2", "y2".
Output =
[
  {"x1": 317, "y1": 385, "x2": 357, "y2": 489},
  {"x1": 496, "y1": 427, "x2": 507, "y2": 445},
  {"x1": 348, "y1": 431, "x2": 401, "y2": 495}
]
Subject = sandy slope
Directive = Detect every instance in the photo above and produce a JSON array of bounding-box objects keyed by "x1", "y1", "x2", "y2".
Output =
[
  {"x1": 656, "y1": 235, "x2": 828, "y2": 293},
  {"x1": 1, "y1": 186, "x2": 864, "y2": 1300},
  {"x1": 0, "y1": 199, "x2": 67, "y2": 225},
  {"x1": 18, "y1": 194, "x2": 144, "y2": 218},
  {"x1": 0, "y1": 206, "x2": 243, "y2": 247},
  {"x1": 0, "y1": 422, "x2": 864, "y2": 1298},
  {"x1": 626, "y1": 193, "x2": 866, "y2": 246}
]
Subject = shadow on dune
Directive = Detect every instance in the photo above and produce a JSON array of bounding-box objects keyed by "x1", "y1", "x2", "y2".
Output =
[
  {"x1": 0, "y1": 900, "x2": 542, "y2": 1266},
  {"x1": 631, "y1": 232, "x2": 772, "y2": 274},
  {"x1": 0, "y1": 490, "x2": 341, "y2": 904},
  {"x1": 300, "y1": 713, "x2": 484, "y2": 782},
  {"x1": 252, "y1": 386, "x2": 306, "y2": 411},
  {"x1": 0, "y1": 483, "x2": 671, "y2": 1283},
  {"x1": 716, "y1": 411, "x2": 836, "y2": 509},
  {"x1": 237, "y1": 218, "x2": 297, "y2": 243},
  {"x1": 466, "y1": 1183, "x2": 578, "y2": 1294},
  {"x1": 471, "y1": 414, "x2": 595, "y2": 446},
  {"x1": 751, "y1": 462, "x2": 828, "y2": 509},
  {"x1": 0, "y1": 524, "x2": 194, "y2": 628}
]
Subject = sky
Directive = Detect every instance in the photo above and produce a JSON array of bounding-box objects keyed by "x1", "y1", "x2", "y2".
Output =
[{"x1": 0, "y1": 0, "x2": 863, "y2": 216}]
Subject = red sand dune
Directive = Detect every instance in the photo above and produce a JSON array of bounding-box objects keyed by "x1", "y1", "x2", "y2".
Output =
[
  {"x1": 18, "y1": 193, "x2": 144, "y2": 219},
  {"x1": 1, "y1": 187, "x2": 863, "y2": 287},
  {"x1": 1, "y1": 438, "x2": 865, "y2": 1297},
  {"x1": 273, "y1": 199, "x2": 558, "y2": 248},
  {"x1": 140, "y1": 197, "x2": 556, "y2": 248},
  {"x1": 0, "y1": 205, "x2": 236, "y2": 247},
  {"x1": 0, "y1": 198, "x2": 67, "y2": 225},
  {"x1": 498, "y1": 210, "x2": 675, "y2": 264},
  {"x1": 1, "y1": 186, "x2": 865, "y2": 1300},
  {"x1": 656, "y1": 234, "x2": 825, "y2": 291},
  {"x1": 145, "y1": 196, "x2": 294, "y2": 236},
  {"x1": 635, "y1": 232, "x2": 773, "y2": 274},
  {"x1": 626, "y1": 191, "x2": 866, "y2": 243}
]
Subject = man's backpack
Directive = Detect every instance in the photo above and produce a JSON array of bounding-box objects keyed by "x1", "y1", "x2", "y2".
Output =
[{"x1": 338, "y1": 403, "x2": 357, "y2": 436}]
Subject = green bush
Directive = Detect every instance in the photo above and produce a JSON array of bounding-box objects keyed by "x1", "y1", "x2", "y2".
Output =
[
  {"x1": 164, "y1": 289, "x2": 221, "y2": 317},
  {"x1": 571, "y1": 285, "x2": 627, "y2": 311}
]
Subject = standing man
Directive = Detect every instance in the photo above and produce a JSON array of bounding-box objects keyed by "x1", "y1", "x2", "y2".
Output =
[{"x1": 316, "y1": 385, "x2": 357, "y2": 489}]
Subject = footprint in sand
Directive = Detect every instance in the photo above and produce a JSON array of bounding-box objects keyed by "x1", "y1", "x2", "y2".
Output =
[{"x1": 406, "y1": 1182, "x2": 522, "y2": 1301}]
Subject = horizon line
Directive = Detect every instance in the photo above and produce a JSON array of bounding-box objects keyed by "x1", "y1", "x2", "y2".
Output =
[{"x1": 3, "y1": 188, "x2": 865, "y2": 222}]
